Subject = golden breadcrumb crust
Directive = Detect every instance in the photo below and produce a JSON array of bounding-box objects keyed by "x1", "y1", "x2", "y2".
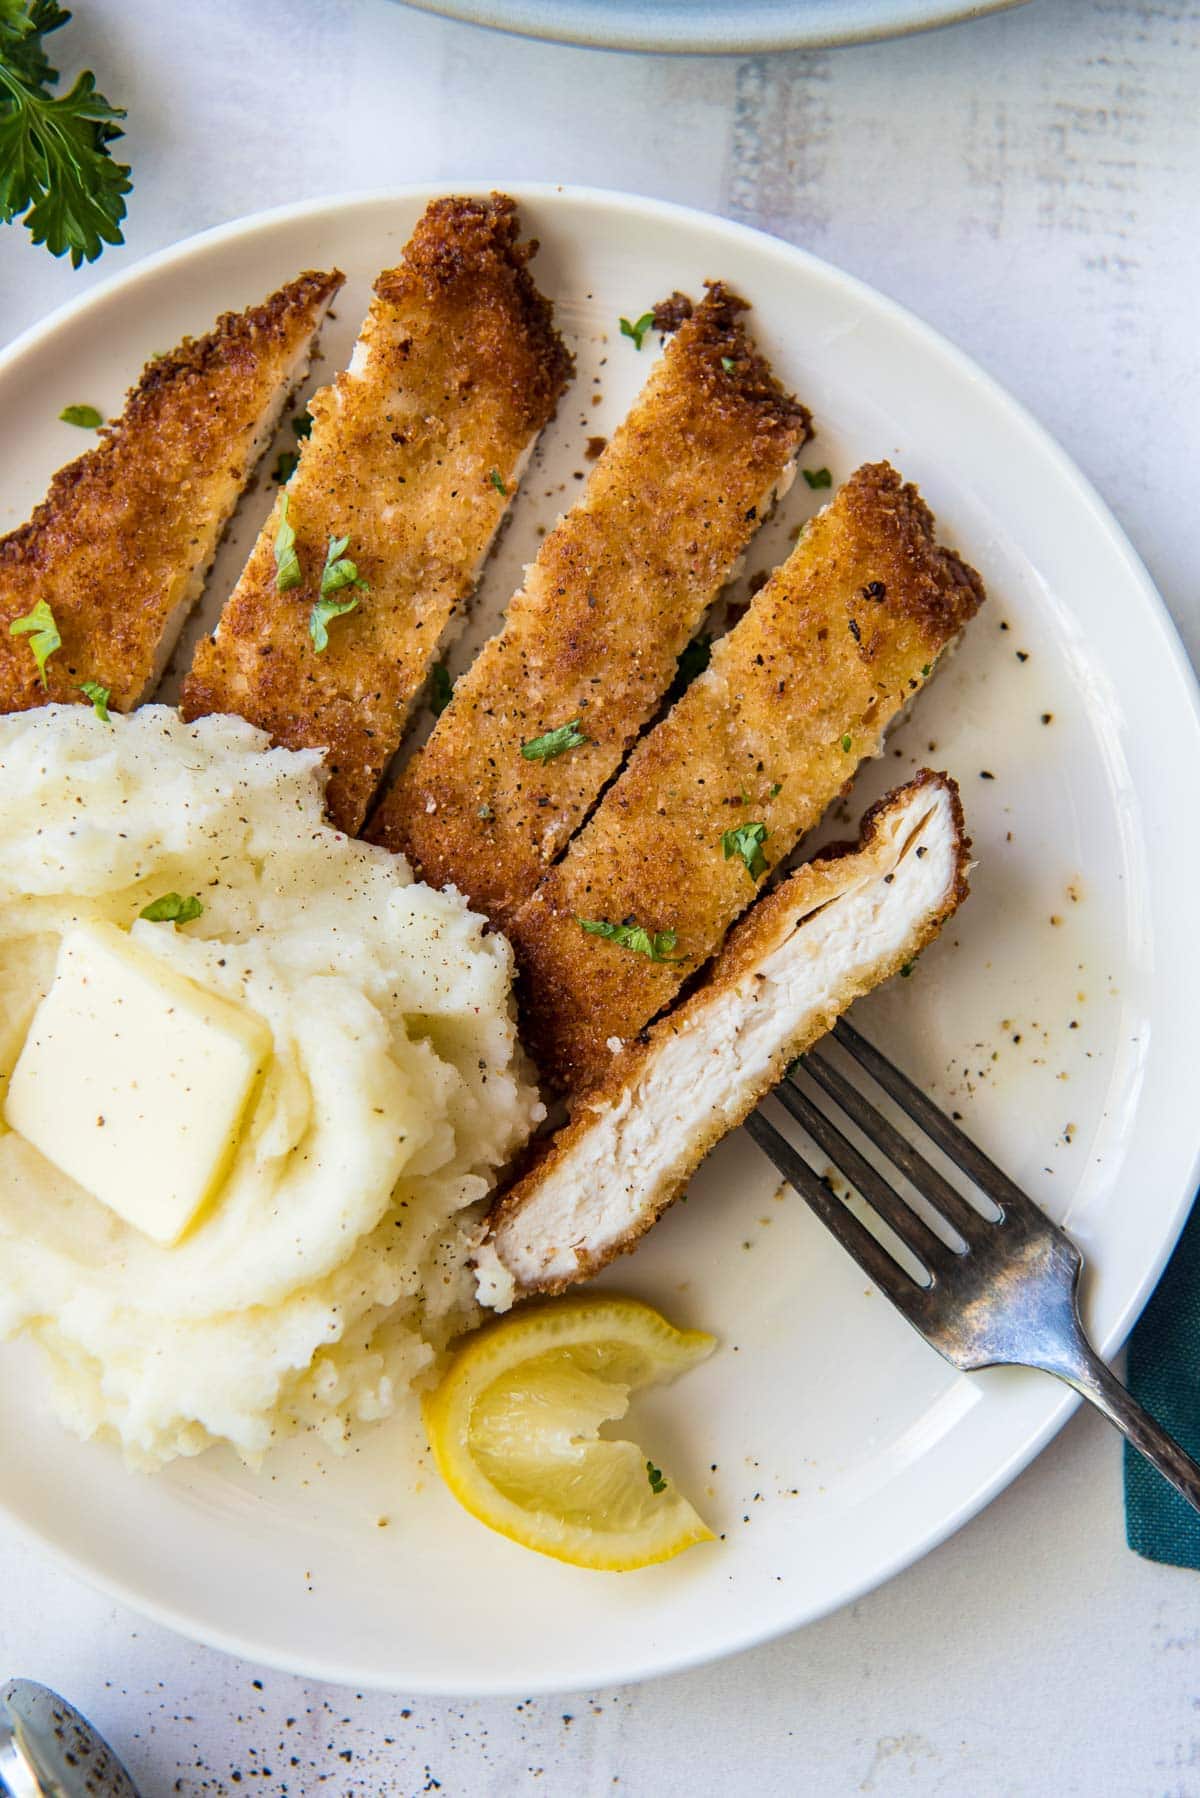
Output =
[
  {"x1": 488, "y1": 770, "x2": 970, "y2": 1294},
  {"x1": 366, "y1": 282, "x2": 810, "y2": 921},
  {"x1": 182, "y1": 194, "x2": 572, "y2": 833},
  {"x1": 508, "y1": 463, "x2": 984, "y2": 1092},
  {"x1": 0, "y1": 269, "x2": 343, "y2": 713}
]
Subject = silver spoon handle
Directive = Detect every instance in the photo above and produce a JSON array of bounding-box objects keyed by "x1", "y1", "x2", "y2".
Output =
[{"x1": 1057, "y1": 1344, "x2": 1200, "y2": 1516}]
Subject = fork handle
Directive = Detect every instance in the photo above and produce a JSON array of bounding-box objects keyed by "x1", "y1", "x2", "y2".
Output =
[{"x1": 1055, "y1": 1345, "x2": 1200, "y2": 1516}]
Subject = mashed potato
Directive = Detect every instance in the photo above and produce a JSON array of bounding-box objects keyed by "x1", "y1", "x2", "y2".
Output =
[{"x1": 0, "y1": 706, "x2": 543, "y2": 1468}]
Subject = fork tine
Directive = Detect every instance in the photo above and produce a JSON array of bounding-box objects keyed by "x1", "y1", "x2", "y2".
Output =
[
  {"x1": 799, "y1": 1048, "x2": 985, "y2": 1242},
  {"x1": 773, "y1": 1077, "x2": 948, "y2": 1272},
  {"x1": 832, "y1": 1019, "x2": 1041, "y2": 1223},
  {"x1": 744, "y1": 1110, "x2": 925, "y2": 1310}
]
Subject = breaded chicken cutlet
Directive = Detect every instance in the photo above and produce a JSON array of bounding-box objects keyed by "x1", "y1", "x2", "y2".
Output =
[
  {"x1": 182, "y1": 194, "x2": 573, "y2": 833},
  {"x1": 480, "y1": 772, "x2": 969, "y2": 1301},
  {"x1": 0, "y1": 270, "x2": 342, "y2": 714},
  {"x1": 508, "y1": 463, "x2": 984, "y2": 1092},
  {"x1": 366, "y1": 284, "x2": 811, "y2": 924}
]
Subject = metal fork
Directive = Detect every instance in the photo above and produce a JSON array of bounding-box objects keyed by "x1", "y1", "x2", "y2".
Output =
[{"x1": 745, "y1": 1017, "x2": 1200, "y2": 1513}]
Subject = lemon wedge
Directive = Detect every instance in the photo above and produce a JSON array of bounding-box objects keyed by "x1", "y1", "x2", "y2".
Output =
[{"x1": 423, "y1": 1295, "x2": 716, "y2": 1570}]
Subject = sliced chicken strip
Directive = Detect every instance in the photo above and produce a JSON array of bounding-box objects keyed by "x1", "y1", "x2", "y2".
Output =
[
  {"x1": 480, "y1": 771, "x2": 969, "y2": 1304},
  {"x1": 0, "y1": 269, "x2": 342, "y2": 715},
  {"x1": 508, "y1": 463, "x2": 984, "y2": 1092},
  {"x1": 182, "y1": 194, "x2": 572, "y2": 833},
  {"x1": 367, "y1": 283, "x2": 811, "y2": 926}
]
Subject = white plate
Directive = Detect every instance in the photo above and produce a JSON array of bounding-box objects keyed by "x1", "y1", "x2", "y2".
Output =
[
  {"x1": 1, "y1": 186, "x2": 1198, "y2": 1695},
  {"x1": 389, "y1": 0, "x2": 1027, "y2": 54}
]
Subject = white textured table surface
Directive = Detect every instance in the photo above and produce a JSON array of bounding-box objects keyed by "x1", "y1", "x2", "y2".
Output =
[{"x1": 2, "y1": 1, "x2": 1198, "y2": 1793}]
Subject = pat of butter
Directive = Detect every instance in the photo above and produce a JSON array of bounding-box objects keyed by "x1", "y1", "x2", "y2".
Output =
[{"x1": 4, "y1": 920, "x2": 270, "y2": 1245}]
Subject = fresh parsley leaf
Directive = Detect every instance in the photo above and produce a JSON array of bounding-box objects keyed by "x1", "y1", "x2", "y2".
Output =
[
  {"x1": 578, "y1": 918, "x2": 682, "y2": 962},
  {"x1": 271, "y1": 449, "x2": 298, "y2": 484},
  {"x1": 140, "y1": 891, "x2": 203, "y2": 925},
  {"x1": 720, "y1": 356, "x2": 736, "y2": 374},
  {"x1": 802, "y1": 467, "x2": 832, "y2": 490},
  {"x1": 840, "y1": 733, "x2": 852, "y2": 753},
  {"x1": 308, "y1": 531, "x2": 370, "y2": 649},
  {"x1": 769, "y1": 781, "x2": 782, "y2": 797},
  {"x1": 9, "y1": 596, "x2": 59, "y2": 685},
  {"x1": 666, "y1": 633, "x2": 711, "y2": 704},
  {"x1": 646, "y1": 1460, "x2": 668, "y2": 1495},
  {"x1": 619, "y1": 310, "x2": 654, "y2": 351},
  {"x1": 489, "y1": 467, "x2": 507, "y2": 496},
  {"x1": 291, "y1": 412, "x2": 312, "y2": 439},
  {"x1": 78, "y1": 678, "x2": 109, "y2": 720},
  {"x1": 0, "y1": 3, "x2": 131, "y2": 267},
  {"x1": 320, "y1": 533, "x2": 368, "y2": 599},
  {"x1": 921, "y1": 662, "x2": 931, "y2": 677},
  {"x1": 430, "y1": 662, "x2": 453, "y2": 716},
  {"x1": 273, "y1": 492, "x2": 301, "y2": 591},
  {"x1": 722, "y1": 820, "x2": 769, "y2": 880},
  {"x1": 520, "y1": 718, "x2": 588, "y2": 761},
  {"x1": 304, "y1": 534, "x2": 365, "y2": 649},
  {"x1": 58, "y1": 401, "x2": 102, "y2": 428},
  {"x1": 309, "y1": 591, "x2": 359, "y2": 652},
  {"x1": 899, "y1": 961, "x2": 915, "y2": 978}
]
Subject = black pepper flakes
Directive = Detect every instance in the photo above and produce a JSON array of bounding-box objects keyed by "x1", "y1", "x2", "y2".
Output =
[
  {"x1": 848, "y1": 618, "x2": 861, "y2": 644},
  {"x1": 862, "y1": 580, "x2": 886, "y2": 602}
]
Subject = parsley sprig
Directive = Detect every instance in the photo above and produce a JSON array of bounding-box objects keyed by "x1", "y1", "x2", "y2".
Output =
[
  {"x1": 520, "y1": 719, "x2": 588, "y2": 762},
  {"x1": 140, "y1": 892, "x2": 203, "y2": 925},
  {"x1": 619, "y1": 311, "x2": 655, "y2": 351},
  {"x1": 273, "y1": 493, "x2": 301, "y2": 591},
  {"x1": 309, "y1": 532, "x2": 369, "y2": 651},
  {"x1": 666, "y1": 634, "x2": 710, "y2": 704},
  {"x1": 78, "y1": 677, "x2": 108, "y2": 719},
  {"x1": 0, "y1": 1, "x2": 131, "y2": 267},
  {"x1": 578, "y1": 918, "x2": 682, "y2": 962},
  {"x1": 430, "y1": 662, "x2": 454, "y2": 716},
  {"x1": 59, "y1": 401, "x2": 102, "y2": 427},
  {"x1": 646, "y1": 1460, "x2": 668, "y2": 1495},
  {"x1": 722, "y1": 820, "x2": 769, "y2": 881},
  {"x1": 9, "y1": 596, "x2": 59, "y2": 685}
]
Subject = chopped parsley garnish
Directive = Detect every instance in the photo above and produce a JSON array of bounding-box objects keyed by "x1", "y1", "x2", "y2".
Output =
[
  {"x1": 578, "y1": 918, "x2": 682, "y2": 962},
  {"x1": 309, "y1": 592, "x2": 360, "y2": 651},
  {"x1": 0, "y1": 1, "x2": 131, "y2": 267},
  {"x1": 720, "y1": 356, "x2": 736, "y2": 374},
  {"x1": 646, "y1": 1460, "x2": 668, "y2": 1495},
  {"x1": 271, "y1": 449, "x2": 298, "y2": 484},
  {"x1": 667, "y1": 633, "x2": 711, "y2": 703},
  {"x1": 619, "y1": 311, "x2": 655, "y2": 351},
  {"x1": 9, "y1": 598, "x2": 60, "y2": 686},
  {"x1": 309, "y1": 532, "x2": 370, "y2": 651},
  {"x1": 722, "y1": 820, "x2": 769, "y2": 880},
  {"x1": 841, "y1": 733, "x2": 852, "y2": 752},
  {"x1": 802, "y1": 467, "x2": 832, "y2": 489},
  {"x1": 521, "y1": 719, "x2": 588, "y2": 761},
  {"x1": 273, "y1": 493, "x2": 301, "y2": 591},
  {"x1": 921, "y1": 663, "x2": 932, "y2": 677},
  {"x1": 140, "y1": 891, "x2": 203, "y2": 925},
  {"x1": 78, "y1": 678, "x2": 109, "y2": 720},
  {"x1": 769, "y1": 781, "x2": 782, "y2": 797},
  {"x1": 477, "y1": 802, "x2": 493, "y2": 820},
  {"x1": 489, "y1": 467, "x2": 507, "y2": 496},
  {"x1": 58, "y1": 402, "x2": 102, "y2": 428},
  {"x1": 899, "y1": 961, "x2": 915, "y2": 978},
  {"x1": 291, "y1": 412, "x2": 313, "y2": 438},
  {"x1": 430, "y1": 662, "x2": 454, "y2": 716}
]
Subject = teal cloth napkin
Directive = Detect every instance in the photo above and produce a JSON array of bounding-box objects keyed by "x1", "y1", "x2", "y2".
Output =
[{"x1": 1125, "y1": 1195, "x2": 1200, "y2": 1567}]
